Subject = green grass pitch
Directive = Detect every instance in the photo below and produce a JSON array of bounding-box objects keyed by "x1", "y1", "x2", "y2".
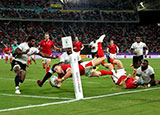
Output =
[{"x1": 0, "y1": 58, "x2": 160, "y2": 115}]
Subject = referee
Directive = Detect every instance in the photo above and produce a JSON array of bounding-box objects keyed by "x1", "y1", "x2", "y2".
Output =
[{"x1": 130, "y1": 36, "x2": 149, "y2": 68}]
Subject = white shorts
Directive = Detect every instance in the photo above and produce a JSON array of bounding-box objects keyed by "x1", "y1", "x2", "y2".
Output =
[
  {"x1": 111, "y1": 68, "x2": 126, "y2": 84},
  {"x1": 10, "y1": 53, "x2": 12, "y2": 57},
  {"x1": 31, "y1": 55, "x2": 35, "y2": 58},
  {"x1": 4, "y1": 54, "x2": 8, "y2": 57},
  {"x1": 109, "y1": 53, "x2": 116, "y2": 59},
  {"x1": 81, "y1": 61, "x2": 95, "y2": 77},
  {"x1": 42, "y1": 58, "x2": 51, "y2": 64}
]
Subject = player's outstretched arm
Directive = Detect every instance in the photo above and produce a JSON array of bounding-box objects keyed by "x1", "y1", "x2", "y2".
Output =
[
  {"x1": 55, "y1": 69, "x2": 72, "y2": 88},
  {"x1": 38, "y1": 52, "x2": 56, "y2": 59},
  {"x1": 53, "y1": 46, "x2": 62, "y2": 52},
  {"x1": 81, "y1": 44, "x2": 84, "y2": 50}
]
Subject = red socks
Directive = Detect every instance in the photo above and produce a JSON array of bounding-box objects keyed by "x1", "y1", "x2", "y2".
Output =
[
  {"x1": 46, "y1": 66, "x2": 50, "y2": 73},
  {"x1": 32, "y1": 58, "x2": 36, "y2": 64},
  {"x1": 97, "y1": 42, "x2": 104, "y2": 57},
  {"x1": 27, "y1": 60, "x2": 31, "y2": 66},
  {"x1": 5, "y1": 58, "x2": 8, "y2": 63},
  {"x1": 10, "y1": 58, "x2": 12, "y2": 63},
  {"x1": 100, "y1": 70, "x2": 113, "y2": 75}
]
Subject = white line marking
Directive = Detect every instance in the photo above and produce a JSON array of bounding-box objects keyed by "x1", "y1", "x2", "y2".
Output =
[
  {"x1": 0, "y1": 93, "x2": 73, "y2": 100},
  {"x1": 0, "y1": 87, "x2": 160, "y2": 112},
  {"x1": 0, "y1": 78, "x2": 100, "y2": 84},
  {"x1": 0, "y1": 99, "x2": 78, "y2": 112},
  {"x1": 83, "y1": 87, "x2": 160, "y2": 100}
]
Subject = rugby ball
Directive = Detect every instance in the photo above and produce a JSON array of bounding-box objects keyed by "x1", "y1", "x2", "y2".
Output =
[{"x1": 49, "y1": 76, "x2": 58, "y2": 87}]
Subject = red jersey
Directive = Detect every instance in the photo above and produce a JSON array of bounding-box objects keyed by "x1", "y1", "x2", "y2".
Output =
[
  {"x1": 3, "y1": 48, "x2": 10, "y2": 54},
  {"x1": 58, "y1": 64, "x2": 85, "y2": 78},
  {"x1": 117, "y1": 75, "x2": 137, "y2": 89},
  {"x1": 10, "y1": 46, "x2": 12, "y2": 53},
  {"x1": 107, "y1": 44, "x2": 117, "y2": 54},
  {"x1": 73, "y1": 41, "x2": 82, "y2": 52},
  {"x1": 39, "y1": 40, "x2": 54, "y2": 56}
]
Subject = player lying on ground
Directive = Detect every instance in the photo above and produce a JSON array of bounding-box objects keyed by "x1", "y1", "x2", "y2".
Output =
[
  {"x1": 93, "y1": 40, "x2": 142, "y2": 89},
  {"x1": 136, "y1": 59, "x2": 160, "y2": 87},
  {"x1": 37, "y1": 47, "x2": 83, "y2": 87},
  {"x1": 13, "y1": 36, "x2": 56, "y2": 94},
  {"x1": 110, "y1": 59, "x2": 143, "y2": 89}
]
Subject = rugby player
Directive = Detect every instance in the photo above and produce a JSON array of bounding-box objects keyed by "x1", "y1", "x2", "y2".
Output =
[{"x1": 38, "y1": 32, "x2": 61, "y2": 73}]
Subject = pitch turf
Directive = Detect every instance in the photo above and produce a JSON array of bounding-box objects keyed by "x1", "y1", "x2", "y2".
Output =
[{"x1": 0, "y1": 58, "x2": 160, "y2": 115}]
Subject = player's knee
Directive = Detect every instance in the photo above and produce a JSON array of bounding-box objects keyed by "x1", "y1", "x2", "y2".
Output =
[
  {"x1": 109, "y1": 59, "x2": 114, "y2": 63},
  {"x1": 13, "y1": 65, "x2": 21, "y2": 73}
]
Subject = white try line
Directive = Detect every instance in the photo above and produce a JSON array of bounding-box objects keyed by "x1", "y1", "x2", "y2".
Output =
[
  {"x1": 0, "y1": 87, "x2": 160, "y2": 112},
  {"x1": 0, "y1": 93, "x2": 73, "y2": 100}
]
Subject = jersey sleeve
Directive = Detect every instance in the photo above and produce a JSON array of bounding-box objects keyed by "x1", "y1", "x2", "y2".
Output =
[
  {"x1": 18, "y1": 43, "x2": 25, "y2": 50},
  {"x1": 80, "y1": 42, "x2": 82, "y2": 46},
  {"x1": 136, "y1": 68, "x2": 141, "y2": 75},
  {"x1": 51, "y1": 41, "x2": 54, "y2": 47},
  {"x1": 60, "y1": 53, "x2": 65, "y2": 63},
  {"x1": 39, "y1": 41, "x2": 43, "y2": 47},
  {"x1": 149, "y1": 67, "x2": 155, "y2": 75},
  {"x1": 130, "y1": 43, "x2": 135, "y2": 49},
  {"x1": 143, "y1": 43, "x2": 147, "y2": 47},
  {"x1": 34, "y1": 48, "x2": 40, "y2": 54},
  {"x1": 61, "y1": 65, "x2": 71, "y2": 72}
]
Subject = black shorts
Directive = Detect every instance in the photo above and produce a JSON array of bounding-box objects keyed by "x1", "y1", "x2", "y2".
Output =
[
  {"x1": 91, "y1": 52, "x2": 97, "y2": 58},
  {"x1": 106, "y1": 53, "x2": 111, "y2": 63},
  {"x1": 133, "y1": 55, "x2": 143, "y2": 64},
  {"x1": 12, "y1": 60, "x2": 27, "y2": 71}
]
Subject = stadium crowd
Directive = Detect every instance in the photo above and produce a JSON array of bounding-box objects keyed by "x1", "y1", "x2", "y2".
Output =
[
  {"x1": 0, "y1": 8, "x2": 138, "y2": 21},
  {"x1": 0, "y1": 21, "x2": 159, "y2": 53}
]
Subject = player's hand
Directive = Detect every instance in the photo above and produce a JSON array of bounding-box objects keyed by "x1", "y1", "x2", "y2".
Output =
[
  {"x1": 133, "y1": 69, "x2": 136, "y2": 74},
  {"x1": 55, "y1": 78, "x2": 63, "y2": 88},
  {"x1": 59, "y1": 48, "x2": 62, "y2": 52}
]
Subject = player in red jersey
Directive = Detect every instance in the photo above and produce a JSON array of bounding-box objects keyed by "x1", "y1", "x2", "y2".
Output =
[
  {"x1": 38, "y1": 33, "x2": 61, "y2": 73},
  {"x1": 110, "y1": 59, "x2": 141, "y2": 89},
  {"x1": 3, "y1": 45, "x2": 10, "y2": 63},
  {"x1": 106, "y1": 40, "x2": 119, "y2": 68},
  {"x1": 73, "y1": 36, "x2": 84, "y2": 55},
  {"x1": 51, "y1": 35, "x2": 115, "y2": 88}
]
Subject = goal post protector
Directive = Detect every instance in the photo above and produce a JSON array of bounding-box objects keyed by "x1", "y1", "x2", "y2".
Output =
[{"x1": 61, "y1": 36, "x2": 84, "y2": 100}]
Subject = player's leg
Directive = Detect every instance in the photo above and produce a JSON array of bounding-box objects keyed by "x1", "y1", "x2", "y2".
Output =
[
  {"x1": 92, "y1": 57, "x2": 106, "y2": 67},
  {"x1": 5, "y1": 54, "x2": 8, "y2": 63},
  {"x1": 112, "y1": 59, "x2": 124, "y2": 69},
  {"x1": 27, "y1": 56, "x2": 31, "y2": 67},
  {"x1": 13, "y1": 64, "x2": 22, "y2": 94},
  {"x1": 41, "y1": 58, "x2": 47, "y2": 69},
  {"x1": 90, "y1": 70, "x2": 113, "y2": 77},
  {"x1": 37, "y1": 71, "x2": 54, "y2": 87},
  {"x1": 10, "y1": 53, "x2": 12, "y2": 63},
  {"x1": 13, "y1": 61, "x2": 27, "y2": 94},
  {"x1": 46, "y1": 59, "x2": 51, "y2": 73},
  {"x1": 31, "y1": 57, "x2": 36, "y2": 64},
  {"x1": 19, "y1": 70, "x2": 26, "y2": 83}
]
